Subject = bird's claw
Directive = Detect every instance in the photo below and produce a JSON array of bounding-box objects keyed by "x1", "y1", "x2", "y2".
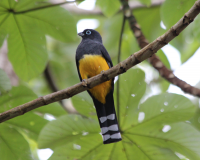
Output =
[{"x1": 82, "y1": 79, "x2": 87, "y2": 87}]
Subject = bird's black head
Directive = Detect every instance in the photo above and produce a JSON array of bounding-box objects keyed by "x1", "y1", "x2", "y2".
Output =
[{"x1": 78, "y1": 29, "x2": 102, "y2": 43}]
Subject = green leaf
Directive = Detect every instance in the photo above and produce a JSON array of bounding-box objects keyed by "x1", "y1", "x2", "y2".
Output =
[
  {"x1": 0, "y1": 1, "x2": 76, "y2": 81},
  {"x1": 7, "y1": 13, "x2": 48, "y2": 81},
  {"x1": 96, "y1": 0, "x2": 121, "y2": 17},
  {"x1": 46, "y1": 92, "x2": 199, "y2": 160},
  {"x1": 34, "y1": 102, "x2": 66, "y2": 117},
  {"x1": 24, "y1": 6, "x2": 76, "y2": 42},
  {"x1": 72, "y1": 91, "x2": 96, "y2": 119},
  {"x1": 0, "y1": 0, "x2": 9, "y2": 9},
  {"x1": 181, "y1": 40, "x2": 200, "y2": 63},
  {"x1": 157, "y1": 50, "x2": 171, "y2": 69},
  {"x1": 161, "y1": 0, "x2": 196, "y2": 29},
  {"x1": 0, "y1": 69, "x2": 11, "y2": 94},
  {"x1": 0, "y1": 123, "x2": 33, "y2": 160},
  {"x1": 6, "y1": 112, "x2": 48, "y2": 140},
  {"x1": 38, "y1": 115, "x2": 100, "y2": 149},
  {"x1": 116, "y1": 68, "x2": 146, "y2": 130},
  {"x1": 134, "y1": 6, "x2": 164, "y2": 42},
  {"x1": 0, "y1": 85, "x2": 36, "y2": 112},
  {"x1": 127, "y1": 93, "x2": 195, "y2": 131},
  {"x1": 0, "y1": 85, "x2": 48, "y2": 140},
  {"x1": 0, "y1": 13, "x2": 9, "y2": 47}
]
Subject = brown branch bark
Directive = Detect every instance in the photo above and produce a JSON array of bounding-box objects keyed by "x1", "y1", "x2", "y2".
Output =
[
  {"x1": 0, "y1": 0, "x2": 200, "y2": 123},
  {"x1": 120, "y1": 0, "x2": 200, "y2": 97}
]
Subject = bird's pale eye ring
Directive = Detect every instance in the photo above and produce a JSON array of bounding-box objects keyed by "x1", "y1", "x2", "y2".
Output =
[{"x1": 86, "y1": 30, "x2": 91, "y2": 35}]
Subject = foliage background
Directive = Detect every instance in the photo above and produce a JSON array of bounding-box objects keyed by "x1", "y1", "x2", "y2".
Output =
[{"x1": 0, "y1": 0, "x2": 200, "y2": 159}]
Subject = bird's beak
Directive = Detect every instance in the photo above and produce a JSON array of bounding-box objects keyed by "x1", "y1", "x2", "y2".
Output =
[{"x1": 78, "y1": 32, "x2": 84, "y2": 37}]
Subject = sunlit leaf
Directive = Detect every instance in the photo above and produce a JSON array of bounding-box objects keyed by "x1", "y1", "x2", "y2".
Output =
[
  {"x1": 0, "y1": 123, "x2": 33, "y2": 160},
  {"x1": 34, "y1": 102, "x2": 66, "y2": 117},
  {"x1": 0, "y1": 85, "x2": 47, "y2": 140},
  {"x1": 72, "y1": 91, "x2": 96, "y2": 119},
  {"x1": 116, "y1": 68, "x2": 146, "y2": 130},
  {"x1": 38, "y1": 115, "x2": 99, "y2": 149},
  {"x1": 7, "y1": 13, "x2": 48, "y2": 81},
  {"x1": 0, "y1": 1, "x2": 76, "y2": 81},
  {"x1": 25, "y1": 6, "x2": 76, "y2": 42}
]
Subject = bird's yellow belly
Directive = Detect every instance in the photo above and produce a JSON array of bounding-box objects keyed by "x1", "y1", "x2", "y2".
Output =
[{"x1": 79, "y1": 54, "x2": 112, "y2": 104}]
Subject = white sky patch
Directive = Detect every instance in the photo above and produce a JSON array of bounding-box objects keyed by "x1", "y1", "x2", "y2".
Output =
[
  {"x1": 168, "y1": 48, "x2": 200, "y2": 97},
  {"x1": 138, "y1": 112, "x2": 145, "y2": 123},
  {"x1": 77, "y1": 19, "x2": 99, "y2": 33},
  {"x1": 73, "y1": 144, "x2": 81, "y2": 150},
  {"x1": 44, "y1": 113, "x2": 56, "y2": 121},
  {"x1": 161, "y1": 44, "x2": 181, "y2": 70},
  {"x1": 37, "y1": 149, "x2": 53, "y2": 160},
  {"x1": 160, "y1": 21, "x2": 166, "y2": 30},
  {"x1": 114, "y1": 76, "x2": 118, "y2": 84},
  {"x1": 77, "y1": 0, "x2": 96, "y2": 10},
  {"x1": 175, "y1": 152, "x2": 189, "y2": 160},
  {"x1": 162, "y1": 125, "x2": 171, "y2": 133}
]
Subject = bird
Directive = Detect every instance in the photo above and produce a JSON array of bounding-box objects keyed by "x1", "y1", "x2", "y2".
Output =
[{"x1": 76, "y1": 29, "x2": 122, "y2": 144}]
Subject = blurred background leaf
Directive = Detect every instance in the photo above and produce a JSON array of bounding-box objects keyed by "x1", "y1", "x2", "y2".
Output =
[{"x1": 0, "y1": 0, "x2": 200, "y2": 159}]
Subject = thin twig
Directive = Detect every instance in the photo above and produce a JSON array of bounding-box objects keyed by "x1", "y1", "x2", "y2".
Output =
[
  {"x1": 117, "y1": 16, "x2": 126, "y2": 129},
  {"x1": 44, "y1": 64, "x2": 66, "y2": 110},
  {"x1": 120, "y1": 0, "x2": 200, "y2": 97},
  {"x1": 44, "y1": 64, "x2": 79, "y2": 114},
  {"x1": 64, "y1": 0, "x2": 165, "y2": 15},
  {"x1": 10, "y1": 1, "x2": 76, "y2": 14},
  {"x1": 0, "y1": 0, "x2": 200, "y2": 123}
]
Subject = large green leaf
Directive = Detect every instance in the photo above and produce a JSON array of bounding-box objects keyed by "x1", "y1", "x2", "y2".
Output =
[
  {"x1": 161, "y1": 0, "x2": 196, "y2": 29},
  {"x1": 0, "y1": 85, "x2": 36, "y2": 112},
  {"x1": 0, "y1": 85, "x2": 48, "y2": 140},
  {"x1": 134, "y1": 6, "x2": 164, "y2": 42},
  {"x1": 38, "y1": 115, "x2": 100, "y2": 149},
  {"x1": 7, "y1": 13, "x2": 48, "y2": 81},
  {"x1": 34, "y1": 102, "x2": 66, "y2": 117},
  {"x1": 0, "y1": 123, "x2": 33, "y2": 160},
  {"x1": 25, "y1": 5, "x2": 76, "y2": 42},
  {"x1": 0, "y1": 69, "x2": 11, "y2": 94},
  {"x1": 96, "y1": 0, "x2": 121, "y2": 17},
  {"x1": 71, "y1": 91, "x2": 96, "y2": 119},
  {"x1": 0, "y1": 1, "x2": 76, "y2": 81},
  {"x1": 40, "y1": 93, "x2": 198, "y2": 160},
  {"x1": 116, "y1": 68, "x2": 146, "y2": 130}
]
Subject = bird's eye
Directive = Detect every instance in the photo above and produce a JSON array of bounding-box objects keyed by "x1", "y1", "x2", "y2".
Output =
[{"x1": 86, "y1": 30, "x2": 91, "y2": 35}]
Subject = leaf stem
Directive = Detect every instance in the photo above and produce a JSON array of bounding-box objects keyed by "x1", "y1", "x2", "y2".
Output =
[
  {"x1": 12, "y1": 1, "x2": 77, "y2": 14},
  {"x1": 117, "y1": 16, "x2": 126, "y2": 129}
]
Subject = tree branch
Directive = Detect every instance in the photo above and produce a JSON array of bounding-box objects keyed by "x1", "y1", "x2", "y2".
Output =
[
  {"x1": 44, "y1": 64, "x2": 78, "y2": 114},
  {"x1": 0, "y1": 0, "x2": 200, "y2": 123},
  {"x1": 120, "y1": 0, "x2": 200, "y2": 97}
]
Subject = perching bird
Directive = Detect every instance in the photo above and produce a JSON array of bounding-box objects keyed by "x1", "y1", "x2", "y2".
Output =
[{"x1": 76, "y1": 29, "x2": 122, "y2": 144}]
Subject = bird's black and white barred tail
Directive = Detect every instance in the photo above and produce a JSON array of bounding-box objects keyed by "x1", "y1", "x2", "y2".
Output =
[{"x1": 93, "y1": 92, "x2": 122, "y2": 144}]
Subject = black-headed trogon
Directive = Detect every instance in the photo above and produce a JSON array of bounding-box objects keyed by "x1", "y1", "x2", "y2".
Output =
[{"x1": 76, "y1": 29, "x2": 122, "y2": 144}]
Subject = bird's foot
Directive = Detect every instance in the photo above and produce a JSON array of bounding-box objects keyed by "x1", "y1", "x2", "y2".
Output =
[{"x1": 82, "y1": 79, "x2": 88, "y2": 87}]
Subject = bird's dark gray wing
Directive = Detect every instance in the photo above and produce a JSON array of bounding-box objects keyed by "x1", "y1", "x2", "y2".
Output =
[{"x1": 99, "y1": 44, "x2": 113, "y2": 68}]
